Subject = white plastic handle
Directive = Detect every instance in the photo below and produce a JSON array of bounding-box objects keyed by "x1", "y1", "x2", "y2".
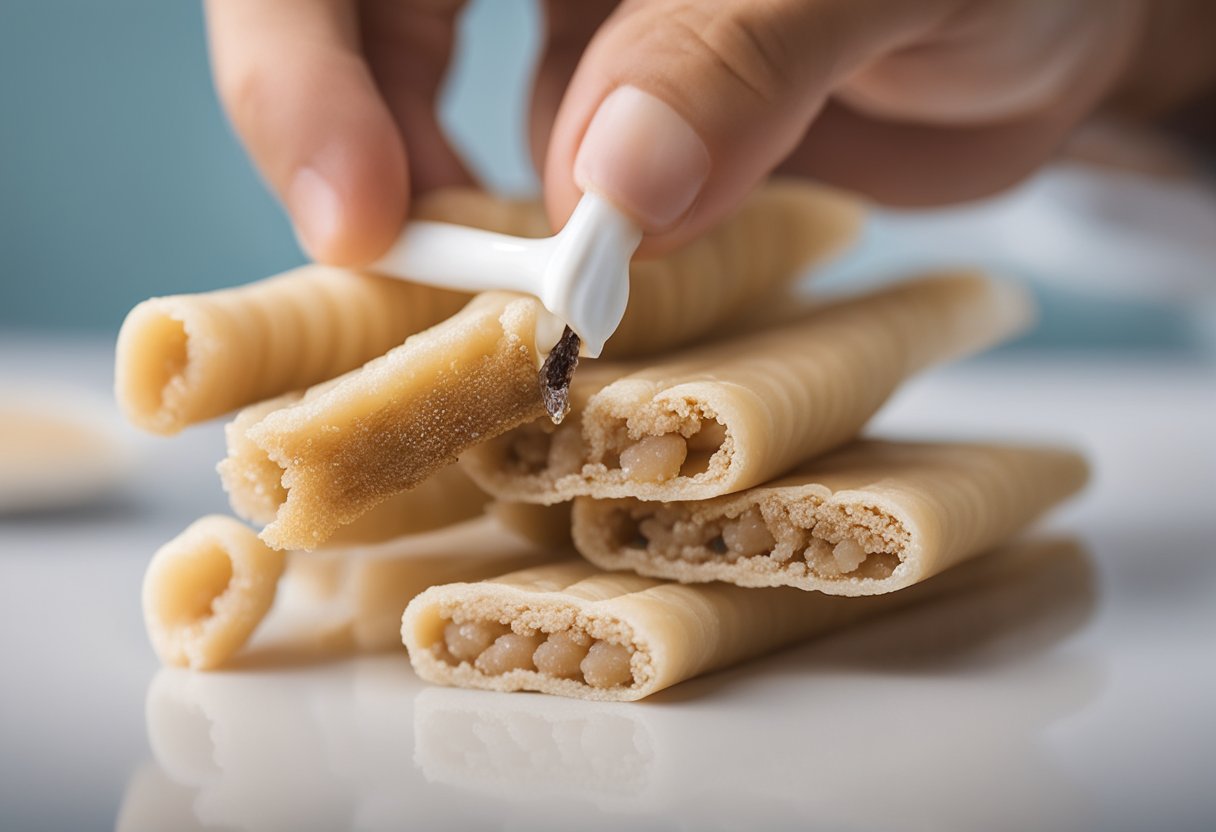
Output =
[{"x1": 369, "y1": 192, "x2": 641, "y2": 358}]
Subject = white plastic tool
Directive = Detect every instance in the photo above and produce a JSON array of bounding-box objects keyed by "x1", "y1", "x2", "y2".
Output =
[{"x1": 370, "y1": 192, "x2": 642, "y2": 358}]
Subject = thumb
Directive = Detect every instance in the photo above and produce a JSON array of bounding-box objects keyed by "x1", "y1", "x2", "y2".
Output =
[{"x1": 542, "y1": 0, "x2": 951, "y2": 251}]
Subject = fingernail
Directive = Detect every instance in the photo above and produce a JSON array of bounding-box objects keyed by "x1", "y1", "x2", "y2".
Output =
[
  {"x1": 574, "y1": 86, "x2": 711, "y2": 231},
  {"x1": 287, "y1": 167, "x2": 342, "y2": 259}
]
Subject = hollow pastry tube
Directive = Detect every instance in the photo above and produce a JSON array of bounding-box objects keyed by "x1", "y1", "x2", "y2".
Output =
[
  {"x1": 142, "y1": 516, "x2": 286, "y2": 670},
  {"x1": 114, "y1": 189, "x2": 551, "y2": 436},
  {"x1": 571, "y1": 440, "x2": 1088, "y2": 595},
  {"x1": 463, "y1": 271, "x2": 1034, "y2": 504}
]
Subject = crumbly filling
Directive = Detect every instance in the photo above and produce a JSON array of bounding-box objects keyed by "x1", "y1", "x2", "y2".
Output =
[
  {"x1": 610, "y1": 501, "x2": 908, "y2": 581},
  {"x1": 503, "y1": 412, "x2": 730, "y2": 486},
  {"x1": 433, "y1": 618, "x2": 636, "y2": 689}
]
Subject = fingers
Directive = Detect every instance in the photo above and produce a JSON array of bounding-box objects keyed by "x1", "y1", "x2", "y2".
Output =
[
  {"x1": 529, "y1": 0, "x2": 617, "y2": 180},
  {"x1": 776, "y1": 99, "x2": 1077, "y2": 206},
  {"x1": 542, "y1": 0, "x2": 953, "y2": 252},
  {"x1": 360, "y1": 0, "x2": 476, "y2": 194},
  {"x1": 205, "y1": 0, "x2": 407, "y2": 265},
  {"x1": 779, "y1": 1, "x2": 1142, "y2": 206}
]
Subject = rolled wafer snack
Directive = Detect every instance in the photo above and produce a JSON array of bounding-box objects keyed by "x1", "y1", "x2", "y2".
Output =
[
  {"x1": 116, "y1": 183, "x2": 858, "y2": 435},
  {"x1": 218, "y1": 393, "x2": 492, "y2": 547},
  {"x1": 257, "y1": 516, "x2": 568, "y2": 657},
  {"x1": 142, "y1": 515, "x2": 286, "y2": 670},
  {"x1": 401, "y1": 538, "x2": 1066, "y2": 701},
  {"x1": 237, "y1": 183, "x2": 858, "y2": 550},
  {"x1": 599, "y1": 179, "x2": 862, "y2": 359},
  {"x1": 113, "y1": 189, "x2": 551, "y2": 436},
  {"x1": 464, "y1": 272, "x2": 1034, "y2": 504},
  {"x1": 571, "y1": 440, "x2": 1088, "y2": 595}
]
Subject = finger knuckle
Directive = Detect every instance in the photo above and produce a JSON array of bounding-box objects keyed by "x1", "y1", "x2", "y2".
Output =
[{"x1": 667, "y1": 1, "x2": 797, "y2": 106}]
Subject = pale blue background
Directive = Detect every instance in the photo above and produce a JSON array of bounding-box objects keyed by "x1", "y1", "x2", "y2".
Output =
[
  {"x1": 1, "y1": 0, "x2": 1212, "y2": 353},
  {"x1": 0, "y1": 0, "x2": 539, "y2": 331}
]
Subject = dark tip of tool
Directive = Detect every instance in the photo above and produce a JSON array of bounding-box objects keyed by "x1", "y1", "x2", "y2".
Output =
[{"x1": 540, "y1": 326, "x2": 580, "y2": 424}]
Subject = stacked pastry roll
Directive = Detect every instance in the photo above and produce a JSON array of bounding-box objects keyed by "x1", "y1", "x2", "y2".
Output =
[{"x1": 119, "y1": 181, "x2": 1086, "y2": 697}]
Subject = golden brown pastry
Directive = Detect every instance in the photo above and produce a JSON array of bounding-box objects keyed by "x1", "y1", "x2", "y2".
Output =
[
  {"x1": 245, "y1": 292, "x2": 549, "y2": 550},
  {"x1": 464, "y1": 272, "x2": 1033, "y2": 504},
  {"x1": 217, "y1": 392, "x2": 492, "y2": 547},
  {"x1": 571, "y1": 440, "x2": 1088, "y2": 594},
  {"x1": 233, "y1": 182, "x2": 860, "y2": 550}
]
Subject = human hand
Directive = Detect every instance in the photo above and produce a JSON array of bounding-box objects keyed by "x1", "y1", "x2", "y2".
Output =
[{"x1": 205, "y1": 0, "x2": 1147, "y2": 264}]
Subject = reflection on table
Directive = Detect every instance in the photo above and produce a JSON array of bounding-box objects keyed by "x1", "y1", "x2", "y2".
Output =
[{"x1": 117, "y1": 537, "x2": 1101, "y2": 831}]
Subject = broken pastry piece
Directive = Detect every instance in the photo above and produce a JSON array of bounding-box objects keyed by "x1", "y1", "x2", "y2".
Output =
[
  {"x1": 402, "y1": 538, "x2": 1068, "y2": 701},
  {"x1": 142, "y1": 515, "x2": 286, "y2": 670},
  {"x1": 243, "y1": 292, "x2": 548, "y2": 550},
  {"x1": 464, "y1": 272, "x2": 1034, "y2": 504},
  {"x1": 571, "y1": 440, "x2": 1088, "y2": 595},
  {"x1": 218, "y1": 393, "x2": 491, "y2": 547},
  {"x1": 235, "y1": 183, "x2": 858, "y2": 550}
]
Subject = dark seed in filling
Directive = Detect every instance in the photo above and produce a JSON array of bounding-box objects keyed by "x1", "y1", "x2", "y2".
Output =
[
  {"x1": 709, "y1": 535, "x2": 728, "y2": 554},
  {"x1": 539, "y1": 326, "x2": 580, "y2": 424}
]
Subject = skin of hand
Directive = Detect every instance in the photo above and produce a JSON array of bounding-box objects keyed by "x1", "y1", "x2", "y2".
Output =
[{"x1": 205, "y1": 0, "x2": 1161, "y2": 264}]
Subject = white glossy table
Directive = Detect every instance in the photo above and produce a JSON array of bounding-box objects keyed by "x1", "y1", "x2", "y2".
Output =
[{"x1": 1, "y1": 337, "x2": 1214, "y2": 832}]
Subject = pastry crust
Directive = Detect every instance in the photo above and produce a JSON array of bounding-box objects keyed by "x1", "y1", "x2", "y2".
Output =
[
  {"x1": 247, "y1": 292, "x2": 548, "y2": 550},
  {"x1": 571, "y1": 440, "x2": 1088, "y2": 595},
  {"x1": 142, "y1": 516, "x2": 286, "y2": 670},
  {"x1": 463, "y1": 272, "x2": 1034, "y2": 504},
  {"x1": 600, "y1": 179, "x2": 863, "y2": 359},
  {"x1": 230, "y1": 182, "x2": 859, "y2": 549},
  {"x1": 218, "y1": 392, "x2": 492, "y2": 546},
  {"x1": 401, "y1": 537, "x2": 1070, "y2": 701}
]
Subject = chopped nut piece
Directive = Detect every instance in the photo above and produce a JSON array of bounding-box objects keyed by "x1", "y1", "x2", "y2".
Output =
[
  {"x1": 832, "y1": 539, "x2": 868, "y2": 574},
  {"x1": 581, "y1": 641, "x2": 634, "y2": 689},
  {"x1": 723, "y1": 508, "x2": 776, "y2": 557},
  {"x1": 475, "y1": 632, "x2": 545, "y2": 674},
  {"x1": 532, "y1": 631, "x2": 592, "y2": 679},
  {"x1": 619, "y1": 434, "x2": 687, "y2": 483},
  {"x1": 444, "y1": 620, "x2": 509, "y2": 662}
]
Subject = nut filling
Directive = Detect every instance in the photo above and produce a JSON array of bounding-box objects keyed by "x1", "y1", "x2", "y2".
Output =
[
  {"x1": 432, "y1": 618, "x2": 637, "y2": 689},
  {"x1": 613, "y1": 503, "x2": 908, "y2": 581},
  {"x1": 503, "y1": 414, "x2": 730, "y2": 487}
]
